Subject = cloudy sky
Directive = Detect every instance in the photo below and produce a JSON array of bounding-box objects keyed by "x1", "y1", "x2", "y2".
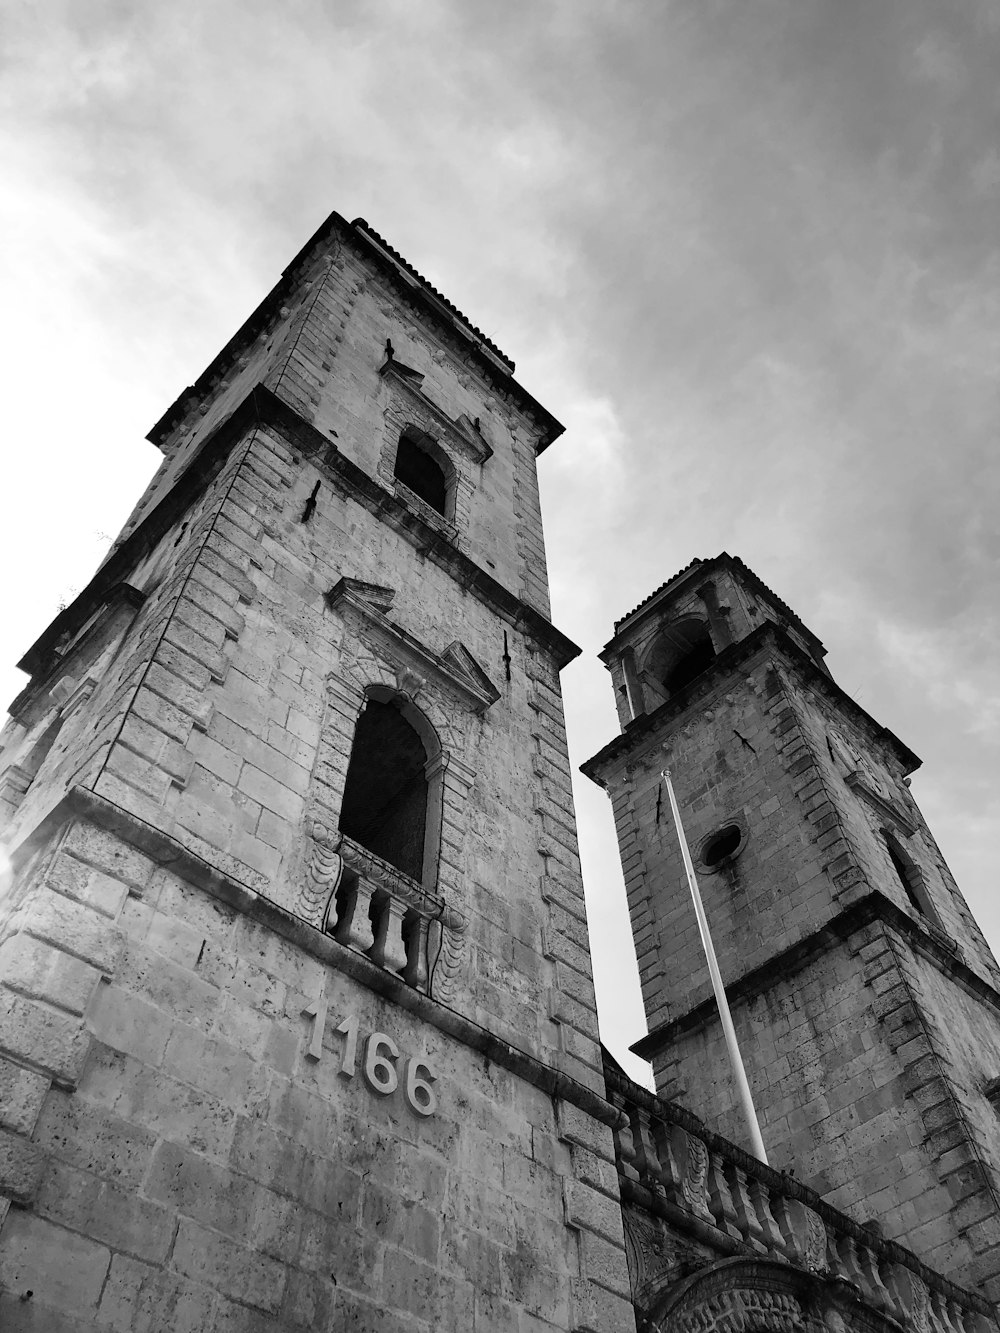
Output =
[{"x1": 3, "y1": 1, "x2": 998, "y2": 1083}]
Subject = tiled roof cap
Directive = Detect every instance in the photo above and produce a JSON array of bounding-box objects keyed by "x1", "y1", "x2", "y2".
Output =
[
  {"x1": 351, "y1": 218, "x2": 515, "y2": 372},
  {"x1": 612, "y1": 553, "x2": 820, "y2": 647}
]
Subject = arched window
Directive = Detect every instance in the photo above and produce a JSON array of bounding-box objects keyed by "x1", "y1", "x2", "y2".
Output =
[
  {"x1": 643, "y1": 617, "x2": 716, "y2": 698},
  {"x1": 394, "y1": 428, "x2": 448, "y2": 516},
  {"x1": 338, "y1": 689, "x2": 440, "y2": 884}
]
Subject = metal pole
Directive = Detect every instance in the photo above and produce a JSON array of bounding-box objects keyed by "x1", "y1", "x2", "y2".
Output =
[{"x1": 661, "y1": 768, "x2": 768, "y2": 1164}]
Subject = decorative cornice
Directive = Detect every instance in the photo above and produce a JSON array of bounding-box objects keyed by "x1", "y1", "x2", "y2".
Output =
[
  {"x1": 12, "y1": 583, "x2": 147, "y2": 715},
  {"x1": 8, "y1": 786, "x2": 620, "y2": 1134},
  {"x1": 631, "y1": 888, "x2": 1000, "y2": 1060}
]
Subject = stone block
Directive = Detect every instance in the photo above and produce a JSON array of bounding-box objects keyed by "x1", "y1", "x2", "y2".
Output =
[
  {"x1": 172, "y1": 1216, "x2": 286, "y2": 1312},
  {"x1": 563, "y1": 1179, "x2": 627, "y2": 1245},
  {"x1": 0, "y1": 988, "x2": 90, "y2": 1086},
  {"x1": 578, "y1": 1228, "x2": 632, "y2": 1299},
  {"x1": 35, "y1": 1157, "x2": 173, "y2": 1262},
  {"x1": 0, "y1": 1125, "x2": 42, "y2": 1201},
  {"x1": 86, "y1": 983, "x2": 173, "y2": 1065},
  {"x1": 60, "y1": 824, "x2": 151, "y2": 892},
  {"x1": 0, "y1": 1059, "x2": 49, "y2": 1136},
  {"x1": 44, "y1": 856, "x2": 130, "y2": 918},
  {"x1": 0, "y1": 1210, "x2": 111, "y2": 1313},
  {"x1": 13, "y1": 893, "x2": 122, "y2": 974},
  {"x1": 34, "y1": 1087, "x2": 157, "y2": 1187},
  {"x1": 97, "y1": 1252, "x2": 217, "y2": 1333},
  {"x1": 556, "y1": 1100, "x2": 616, "y2": 1163},
  {"x1": 361, "y1": 1181, "x2": 442, "y2": 1266},
  {"x1": 145, "y1": 1139, "x2": 258, "y2": 1244}
]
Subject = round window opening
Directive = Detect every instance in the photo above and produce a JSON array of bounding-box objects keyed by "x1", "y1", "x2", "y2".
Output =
[{"x1": 701, "y1": 824, "x2": 743, "y2": 868}]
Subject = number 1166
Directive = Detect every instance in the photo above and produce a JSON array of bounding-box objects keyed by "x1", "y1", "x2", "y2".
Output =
[{"x1": 301, "y1": 1004, "x2": 438, "y2": 1118}]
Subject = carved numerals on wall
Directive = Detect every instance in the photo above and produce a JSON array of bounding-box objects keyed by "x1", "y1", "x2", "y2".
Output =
[{"x1": 301, "y1": 1005, "x2": 438, "y2": 1117}]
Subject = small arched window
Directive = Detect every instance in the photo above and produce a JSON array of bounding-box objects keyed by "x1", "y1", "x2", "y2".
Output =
[
  {"x1": 338, "y1": 690, "x2": 440, "y2": 884},
  {"x1": 394, "y1": 428, "x2": 448, "y2": 516},
  {"x1": 643, "y1": 617, "x2": 716, "y2": 698}
]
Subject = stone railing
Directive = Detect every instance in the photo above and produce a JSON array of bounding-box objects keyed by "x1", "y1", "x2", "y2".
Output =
[
  {"x1": 320, "y1": 835, "x2": 445, "y2": 993},
  {"x1": 608, "y1": 1073, "x2": 996, "y2": 1333}
]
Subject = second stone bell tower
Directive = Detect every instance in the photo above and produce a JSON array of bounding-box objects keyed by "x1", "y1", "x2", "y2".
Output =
[{"x1": 583, "y1": 553, "x2": 1000, "y2": 1300}]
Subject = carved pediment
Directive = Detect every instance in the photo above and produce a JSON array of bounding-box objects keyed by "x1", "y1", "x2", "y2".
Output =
[
  {"x1": 380, "y1": 354, "x2": 493, "y2": 463},
  {"x1": 325, "y1": 578, "x2": 499, "y2": 713},
  {"x1": 330, "y1": 577, "x2": 396, "y2": 614},
  {"x1": 844, "y1": 772, "x2": 918, "y2": 838},
  {"x1": 440, "y1": 641, "x2": 501, "y2": 708}
]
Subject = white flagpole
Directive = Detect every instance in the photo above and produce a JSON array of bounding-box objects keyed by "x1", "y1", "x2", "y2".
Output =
[{"x1": 661, "y1": 768, "x2": 768, "y2": 1164}]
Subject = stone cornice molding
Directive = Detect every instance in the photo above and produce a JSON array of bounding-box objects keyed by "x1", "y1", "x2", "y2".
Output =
[
  {"x1": 631, "y1": 889, "x2": 990, "y2": 1061},
  {"x1": 581, "y1": 623, "x2": 919, "y2": 783},
  {"x1": 8, "y1": 786, "x2": 620, "y2": 1136},
  {"x1": 17, "y1": 387, "x2": 579, "y2": 689}
]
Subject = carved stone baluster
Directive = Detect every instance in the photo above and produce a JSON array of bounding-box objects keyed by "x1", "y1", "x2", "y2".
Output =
[
  {"x1": 614, "y1": 1110, "x2": 640, "y2": 1183},
  {"x1": 773, "y1": 1196, "x2": 827, "y2": 1270},
  {"x1": 943, "y1": 1292, "x2": 971, "y2": 1333},
  {"x1": 670, "y1": 1125, "x2": 715, "y2": 1224},
  {"x1": 832, "y1": 1233, "x2": 867, "y2": 1291},
  {"x1": 723, "y1": 1160, "x2": 767, "y2": 1251},
  {"x1": 854, "y1": 1240, "x2": 894, "y2": 1315},
  {"x1": 747, "y1": 1177, "x2": 785, "y2": 1255},
  {"x1": 631, "y1": 1106, "x2": 665, "y2": 1192},
  {"x1": 334, "y1": 878, "x2": 376, "y2": 953},
  {"x1": 651, "y1": 1117, "x2": 683, "y2": 1203},
  {"x1": 883, "y1": 1265, "x2": 929, "y2": 1333},
  {"x1": 706, "y1": 1149, "x2": 743, "y2": 1240},
  {"x1": 402, "y1": 910, "x2": 430, "y2": 990},
  {"x1": 370, "y1": 893, "x2": 409, "y2": 974}
]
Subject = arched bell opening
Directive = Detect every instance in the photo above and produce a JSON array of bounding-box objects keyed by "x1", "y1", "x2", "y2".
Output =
[
  {"x1": 642, "y1": 616, "x2": 717, "y2": 702},
  {"x1": 337, "y1": 686, "x2": 443, "y2": 890}
]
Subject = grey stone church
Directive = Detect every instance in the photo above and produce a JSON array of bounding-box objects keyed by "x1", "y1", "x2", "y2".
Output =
[{"x1": 0, "y1": 213, "x2": 997, "y2": 1333}]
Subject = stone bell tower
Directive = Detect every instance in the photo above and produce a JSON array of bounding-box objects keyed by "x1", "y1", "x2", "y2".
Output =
[
  {"x1": 583, "y1": 553, "x2": 1000, "y2": 1300},
  {"x1": 0, "y1": 214, "x2": 635, "y2": 1331}
]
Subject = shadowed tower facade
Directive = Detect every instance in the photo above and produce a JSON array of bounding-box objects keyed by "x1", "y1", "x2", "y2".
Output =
[
  {"x1": 583, "y1": 553, "x2": 1000, "y2": 1299},
  {"x1": 0, "y1": 215, "x2": 636, "y2": 1331}
]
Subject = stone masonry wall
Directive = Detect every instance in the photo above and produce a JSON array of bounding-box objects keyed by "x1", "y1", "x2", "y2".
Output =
[
  {"x1": 0, "y1": 806, "x2": 634, "y2": 1332},
  {"x1": 47, "y1": 419, "x2": 602, "y2": 1086}
]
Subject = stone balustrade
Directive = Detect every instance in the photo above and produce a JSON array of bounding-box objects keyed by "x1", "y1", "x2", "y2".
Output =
[
  {"x1": 608, "y1": 1073, "x2": 996, "y2": 1333},
  {"x1": 321, "y1": 835, "x2": 444, "y2": 992}
]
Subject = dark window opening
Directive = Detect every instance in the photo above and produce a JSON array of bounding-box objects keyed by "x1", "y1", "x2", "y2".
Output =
[
  {"x1": 644, "y1": 618, "x2": 716, "y2": 698},
  {"x1": 885, "y1": 834, "x2": 929, "y2": 919},
  {"x1": 394, "y1": 431, "x2": 447, "y2": 515},
  {"x1": 702, "y1": 824, "x2": 742, "y2": 867},
  {"x1": 339, "y1": 698, "x2": 429, "y2": 881}
]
